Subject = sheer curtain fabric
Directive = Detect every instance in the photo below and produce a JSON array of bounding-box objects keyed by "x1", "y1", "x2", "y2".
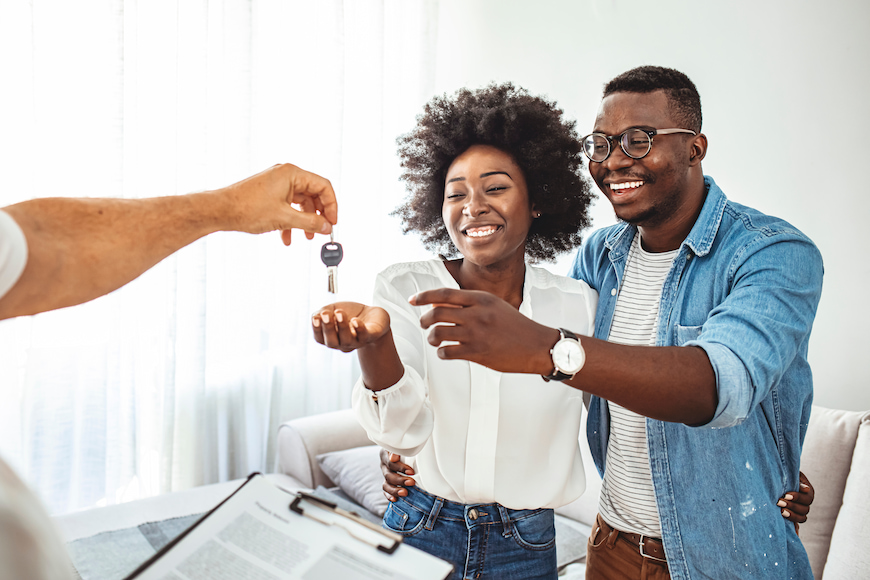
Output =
[{"x1": 0, "y1": 0, "x2": 437, "y2": 515}]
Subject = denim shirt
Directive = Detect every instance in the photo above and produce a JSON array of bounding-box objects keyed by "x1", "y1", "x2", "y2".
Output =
[{"x1": 569, "y1": 176, "x2": 823, "y2": 579}]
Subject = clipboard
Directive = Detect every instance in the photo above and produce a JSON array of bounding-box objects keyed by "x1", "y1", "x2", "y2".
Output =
[
  {"x1": 289, "y1": 491, "x2": 402, "y2": 554},
  {"x1": 124, "y1": 473, "x2": 453, "y2": 580}
]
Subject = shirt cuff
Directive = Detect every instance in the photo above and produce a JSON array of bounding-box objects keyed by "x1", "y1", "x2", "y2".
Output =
[
  {"x1": 685, "y1": 340, "x2": 753, "y2": 429},
  {"x1": 360, "y1": 366, "x2": 409, "y2": 400},
  {"x1": 0, "y1": 210, "x2": 28, "y2": 300}
]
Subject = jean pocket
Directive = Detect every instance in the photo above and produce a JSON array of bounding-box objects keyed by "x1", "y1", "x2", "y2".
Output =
[
  {"x1": 382, "y1": 500, "x2": 427, "y2": 536},
  {"x1": 511, "y1": 509, "x2": 556, "y2": 551}
]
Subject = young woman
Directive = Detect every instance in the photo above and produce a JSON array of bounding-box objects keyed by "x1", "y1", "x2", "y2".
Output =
[{"x1": 312, "y1": 83, "x2": 595, "y2": 580}]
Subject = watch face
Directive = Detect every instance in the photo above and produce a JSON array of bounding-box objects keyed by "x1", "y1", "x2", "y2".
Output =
[{"x1": 553, "y1": 339, "x2": 585, "y2": 374}]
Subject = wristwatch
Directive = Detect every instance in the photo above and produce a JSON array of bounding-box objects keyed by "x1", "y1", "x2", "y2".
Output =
[{"x1": 543, "y1": 328, "x2": 585, "y2": 382}]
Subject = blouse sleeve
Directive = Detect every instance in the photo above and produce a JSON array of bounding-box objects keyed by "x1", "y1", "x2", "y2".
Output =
[{"x1": 350, "y1": 270, "x2": 434, "y2": 456}]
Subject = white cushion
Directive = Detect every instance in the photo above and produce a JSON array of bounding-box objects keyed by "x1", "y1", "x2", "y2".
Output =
[
  {"x1": 317, "y1": 446, "x2": 389, "y2": 517},
  {"x1": 799, "y1": 406, "x2": 866, "y2": 577},
  {"x1": 821, "y1": 412, "x2": 870, "y2": 579}
]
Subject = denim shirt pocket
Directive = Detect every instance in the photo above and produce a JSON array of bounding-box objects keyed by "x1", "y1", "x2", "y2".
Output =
[{"x1": 674, "y1": 324, "x2": 702, "y2": 346}]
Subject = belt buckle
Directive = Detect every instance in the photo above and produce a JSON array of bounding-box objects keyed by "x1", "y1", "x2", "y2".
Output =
[{"x1": 639, "y1": 536, "x2": 667, "y2": 563}]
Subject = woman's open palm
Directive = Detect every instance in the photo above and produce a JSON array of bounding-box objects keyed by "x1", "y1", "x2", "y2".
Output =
[{"x1": 312, "y1": 301, "x2": 390, "y2": 352}]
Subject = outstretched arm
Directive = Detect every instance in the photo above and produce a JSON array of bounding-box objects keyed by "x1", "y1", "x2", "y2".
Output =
[
  {"x1": 412, "y1": 288, "x2": 717, "y2": 425},
  {"x1": 313, "y1": 272, "x2": 435, "y2": 457},
  {"x1": 0, "y1": 163, "x2": 337, "y2": 320}
]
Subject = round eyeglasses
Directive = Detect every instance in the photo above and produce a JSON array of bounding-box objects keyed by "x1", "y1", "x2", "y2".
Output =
[{"x1": 582, "y1": 128, "x2": 697, "y2": 163}]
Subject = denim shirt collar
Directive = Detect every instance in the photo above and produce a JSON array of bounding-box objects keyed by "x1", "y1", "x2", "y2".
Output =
[{"x1": 603, "y1": 176, "x2": 726, "y2": 258}]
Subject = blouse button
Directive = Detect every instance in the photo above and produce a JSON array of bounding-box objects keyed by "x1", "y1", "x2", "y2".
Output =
[{"x1": 610, "y1": 288, "x2": 617, "y2": 296}]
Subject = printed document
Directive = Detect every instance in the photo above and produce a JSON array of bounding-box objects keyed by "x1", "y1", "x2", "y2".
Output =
[{"x1": 126, "y1": 474, "x2": 452, "y2": 580}]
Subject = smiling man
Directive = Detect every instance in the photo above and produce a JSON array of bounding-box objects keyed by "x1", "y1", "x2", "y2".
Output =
[{"x1": 410, "y1": 66, "x2": 823, "y2": 579}]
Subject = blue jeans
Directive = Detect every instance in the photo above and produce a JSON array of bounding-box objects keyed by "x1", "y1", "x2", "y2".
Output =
[{"x1": 382, "y1": 486, "x2": 557, "y2": 580}]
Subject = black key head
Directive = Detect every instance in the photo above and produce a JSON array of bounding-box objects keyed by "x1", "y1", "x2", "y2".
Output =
[{"x1": 321, "y1": 242, "x2": 343, "y2": 267}]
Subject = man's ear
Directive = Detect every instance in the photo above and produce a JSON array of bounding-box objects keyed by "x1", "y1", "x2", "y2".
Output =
[{"x1": 689, "y1": 134, "x2": 708, "y2": 166}]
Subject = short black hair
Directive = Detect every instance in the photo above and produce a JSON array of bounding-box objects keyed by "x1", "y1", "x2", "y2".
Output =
[
  {"x1": 603, "y1": 66, "x2": 702, "y2": 133},
  {"x1": 394, "y1": 83, "x2": 593, "y2": 262}
]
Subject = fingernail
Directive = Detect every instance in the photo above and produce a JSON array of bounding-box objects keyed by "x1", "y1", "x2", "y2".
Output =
[
  {"x1": 777, "y1": 500, "x2": 787, "y2": 507},
  {"x1": 782, "y1": 509, "x2": 790, "y2": 518},
  {"x1": 784, "y1": 494, "x2": 793, "y2": 501},
  {"x1": 800, "y1": 483, "x2": 810, "y2": 488},
  {"x1": 405, "y1": 479, "x2": 414, "y2": 486},
  {"x1": 321, "y1": 222, "x2": 331, "y2": 234},
  {"x1": 351, "y1": 319, "x2": 360, "y2": 329},
  {"x1": 321, "y1": 313, "x2": 330, "y2": 324},
  {"x1": 336, "y1": 312, "x2": 344, "y2": 323},
  {"x1": 312, "y1": 317, "x2": 321, "y2": 328}
]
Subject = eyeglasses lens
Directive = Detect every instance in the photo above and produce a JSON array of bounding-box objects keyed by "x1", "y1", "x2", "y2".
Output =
[
  {"x1": 584, "y1": 135, "x2": 610, "y2": 162},
  {"x1": 584, "y1": 129, "x2": 652, "y2": 162},
  {"x1": 621, "y1": 129, "x2": 651, "y2": 159}
]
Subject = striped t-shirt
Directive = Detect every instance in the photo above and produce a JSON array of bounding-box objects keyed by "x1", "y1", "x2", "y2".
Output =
[{"x1": 598, "y1": 233, "x2": 678, "y2": 538}]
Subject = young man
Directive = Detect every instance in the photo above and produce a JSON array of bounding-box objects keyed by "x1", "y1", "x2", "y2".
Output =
[
  {"x1": 409, "y1": 67, "x2": 822, "y2": 579},
  {"x1": 0, "y1": 162, "x2": 337, "y2": 578}
]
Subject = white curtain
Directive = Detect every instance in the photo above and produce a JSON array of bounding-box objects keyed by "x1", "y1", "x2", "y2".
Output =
[{"x1": 0, "y1": 0, "x2": 437, "y2": 516}]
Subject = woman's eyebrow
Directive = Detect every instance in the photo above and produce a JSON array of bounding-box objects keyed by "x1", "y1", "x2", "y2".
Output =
[{"x1": 447, "y1": 171, "x2": 511, "y2": 184}]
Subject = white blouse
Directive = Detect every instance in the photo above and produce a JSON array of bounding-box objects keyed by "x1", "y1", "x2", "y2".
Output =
[{"x1": 352, "y1": 259, "x2": 598, "y2": 510}]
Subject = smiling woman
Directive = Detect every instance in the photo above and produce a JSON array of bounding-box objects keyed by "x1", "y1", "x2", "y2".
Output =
[{"x1": 311, "y1": 84, "x2": 597, "y2": 580}]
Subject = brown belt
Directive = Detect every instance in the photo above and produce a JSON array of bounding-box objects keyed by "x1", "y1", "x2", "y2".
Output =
[{"x1": 598, "y1": 516, "x2": 668, "y2": 564}]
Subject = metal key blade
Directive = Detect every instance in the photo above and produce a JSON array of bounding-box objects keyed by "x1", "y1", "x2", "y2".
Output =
[{"x1": 327, "y1": 266, "x2": 338, "y2": 293}]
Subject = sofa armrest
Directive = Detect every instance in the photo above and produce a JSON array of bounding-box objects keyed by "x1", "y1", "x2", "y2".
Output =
[{"x1": 275, "y1": 409, "x2": 372, "y2": 489}]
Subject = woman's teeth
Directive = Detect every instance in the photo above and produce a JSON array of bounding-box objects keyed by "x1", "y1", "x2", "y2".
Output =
[{"x1": 465, "y1": 226, "x2": 498, "y2": 238}]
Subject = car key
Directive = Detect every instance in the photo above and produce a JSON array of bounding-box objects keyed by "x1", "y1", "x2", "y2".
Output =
[{"x1": 320, "y1": 234, "x2": 343, "y2": 293}]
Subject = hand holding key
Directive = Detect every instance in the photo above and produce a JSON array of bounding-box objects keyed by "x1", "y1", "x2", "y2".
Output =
[{"x1": 311, "y1": 301, "x2": 391, "y2": 353}]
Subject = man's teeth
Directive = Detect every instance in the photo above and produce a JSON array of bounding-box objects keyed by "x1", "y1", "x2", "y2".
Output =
[
  {"x1": 465, "y1": 226, "x2": 498, "y2": 238},
  {"x1": 610, "y1": 181, "x2": 644, "y2": 191}
]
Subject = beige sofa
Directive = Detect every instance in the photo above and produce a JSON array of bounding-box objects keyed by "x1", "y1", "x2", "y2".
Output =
[{"x1": 275, "y1": 405, "x2": 870, "y2": 579}]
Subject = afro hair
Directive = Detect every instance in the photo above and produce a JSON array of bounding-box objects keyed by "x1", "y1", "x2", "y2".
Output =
[{"x1": 393, "y1": 83, "x2": 593, "y2": 262}]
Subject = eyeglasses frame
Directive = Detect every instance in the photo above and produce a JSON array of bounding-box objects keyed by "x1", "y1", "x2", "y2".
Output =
[{"x1": 582, "y1": 127, "x2": 698, "y2": 163}]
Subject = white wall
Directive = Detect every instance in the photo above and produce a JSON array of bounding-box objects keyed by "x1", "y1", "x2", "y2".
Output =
[{"x1": 424, "y1": 0, "x2": 870, "y2": 411}]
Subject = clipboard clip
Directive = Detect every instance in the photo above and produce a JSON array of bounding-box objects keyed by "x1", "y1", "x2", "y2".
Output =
[{"x1": 290, "y1": 491, "x2": 403, "y2": 554}]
